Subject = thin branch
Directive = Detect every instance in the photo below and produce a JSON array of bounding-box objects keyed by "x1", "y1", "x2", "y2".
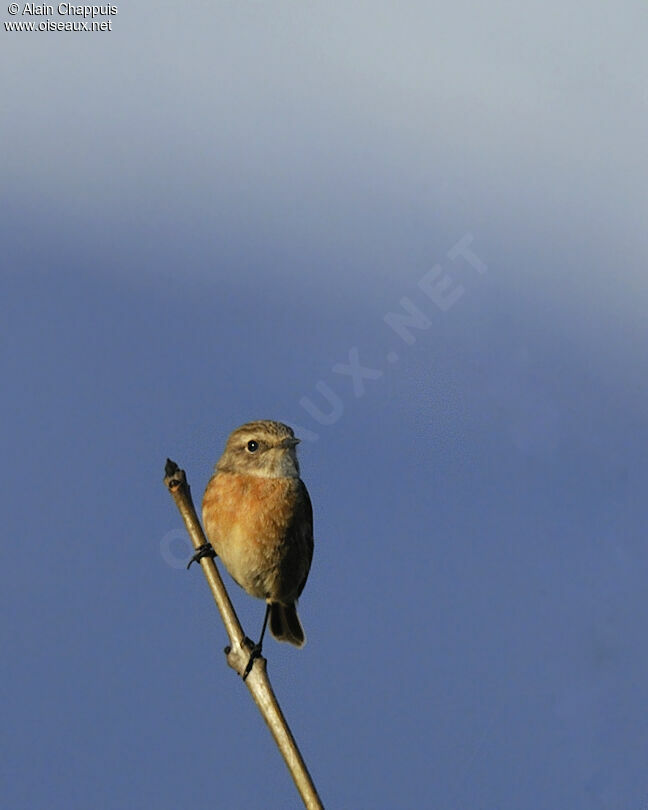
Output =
[{"x1": 163, "y1": 459, "x2": 324, "y2": 810}]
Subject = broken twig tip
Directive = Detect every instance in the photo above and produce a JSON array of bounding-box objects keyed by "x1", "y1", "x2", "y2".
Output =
[{"x1": 163, "y1": 458, "x2": 186, "y2": 492}]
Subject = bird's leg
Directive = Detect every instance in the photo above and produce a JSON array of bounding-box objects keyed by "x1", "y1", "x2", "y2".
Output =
[
  {"x1": 186, "y1": 542, "x2": 216, "y2": 569},
  {"x1": 242, "y1": 604, "x2": 271, "y2": 680}
]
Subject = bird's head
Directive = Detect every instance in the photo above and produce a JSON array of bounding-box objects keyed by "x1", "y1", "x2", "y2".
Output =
[{"x1": 217, "y1": 420, "x2": 301, "y2": 478}]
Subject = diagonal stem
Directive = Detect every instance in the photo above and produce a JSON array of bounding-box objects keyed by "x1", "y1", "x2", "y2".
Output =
[{"x1": 163, "y1": 459, "x2": 324, "y2": 810}]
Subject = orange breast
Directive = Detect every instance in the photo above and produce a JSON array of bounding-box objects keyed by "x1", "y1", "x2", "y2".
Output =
[{"x1": 202, "y1": 472, "x2": 301, "y2": 599}]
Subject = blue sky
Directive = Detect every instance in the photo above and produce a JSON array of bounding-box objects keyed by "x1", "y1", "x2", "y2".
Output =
[{"x1": 2, "y1": 3, "x2": 647, "y2": 808}]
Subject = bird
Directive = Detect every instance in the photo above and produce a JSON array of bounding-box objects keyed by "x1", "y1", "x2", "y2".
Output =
[{"x1": 201, "y1": 420, "x2": 314, "y2": 673}]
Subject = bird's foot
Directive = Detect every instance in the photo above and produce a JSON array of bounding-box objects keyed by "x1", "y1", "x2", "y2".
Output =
[
  {"x1": 186, "y1": 542, "x2": 216, "y2": 570},
  {"x1": 242, "y1": 638, "x2": 263, "y2": 681}
]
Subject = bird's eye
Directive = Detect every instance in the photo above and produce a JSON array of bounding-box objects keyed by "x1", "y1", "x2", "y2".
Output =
[{"x1": 246, "y1": 440, "x2": 259, "y2": 452}]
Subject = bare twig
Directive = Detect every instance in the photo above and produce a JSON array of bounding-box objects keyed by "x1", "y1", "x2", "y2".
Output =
[{"x1": 163, "y1": 459, "x2": 324, "y2": 810}]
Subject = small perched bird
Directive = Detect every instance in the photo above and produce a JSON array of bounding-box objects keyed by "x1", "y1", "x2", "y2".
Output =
[{"x1": 201, "y1": 421, "x2": 314, "y2": 665}]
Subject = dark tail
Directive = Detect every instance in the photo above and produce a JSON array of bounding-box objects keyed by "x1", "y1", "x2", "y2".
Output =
[{"x1": 269, "y1": 602, "x2": 306, "y2": 647}]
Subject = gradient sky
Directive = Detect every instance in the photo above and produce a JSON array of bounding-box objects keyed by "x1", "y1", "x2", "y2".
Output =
[{"x1": 2, "y1": 3, "x2": 648, "y2": 809}]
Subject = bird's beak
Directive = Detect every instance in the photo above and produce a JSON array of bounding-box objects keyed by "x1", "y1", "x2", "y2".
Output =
[{"x1": 282, "y1": 437, "x2": 301, "y2": 448}]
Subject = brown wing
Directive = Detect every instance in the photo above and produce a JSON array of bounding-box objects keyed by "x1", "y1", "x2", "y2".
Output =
[{"x1": 294, "y1": 479, "x2": 314, "y2": 598}]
